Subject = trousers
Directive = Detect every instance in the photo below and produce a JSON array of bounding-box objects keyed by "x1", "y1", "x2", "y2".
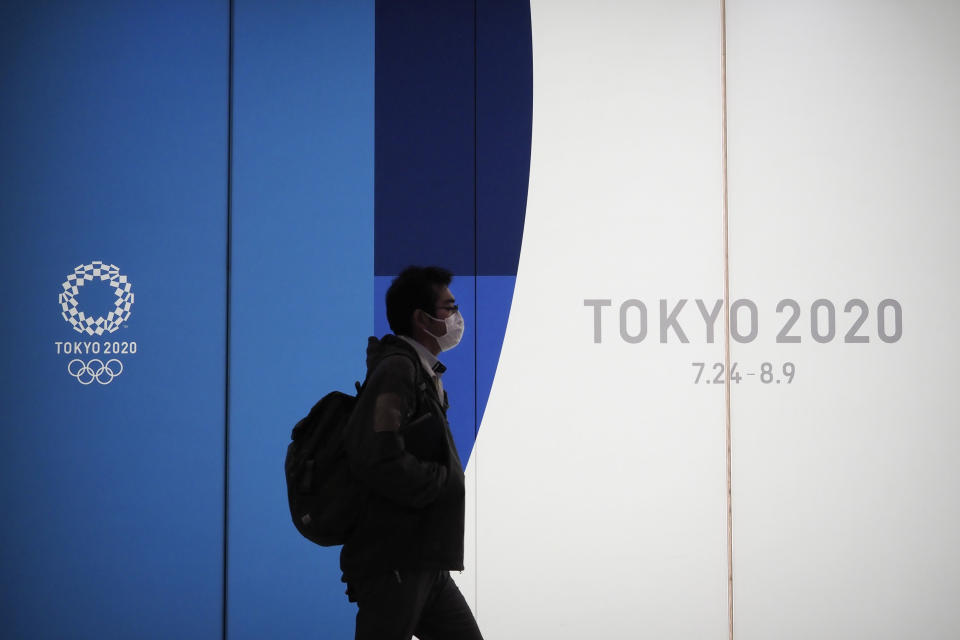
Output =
[{"x1": 347, "y1": 569, "x2": 483, "y2": 640}]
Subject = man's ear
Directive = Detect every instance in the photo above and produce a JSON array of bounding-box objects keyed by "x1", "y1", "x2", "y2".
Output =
[{"x1": 411, "y1": 308, "x2": 426, "y2": 332}]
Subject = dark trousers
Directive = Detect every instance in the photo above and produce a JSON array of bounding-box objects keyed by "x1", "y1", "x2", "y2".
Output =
[{"x1": 347, "y1": 569, "x2": 483, "y2": 640}]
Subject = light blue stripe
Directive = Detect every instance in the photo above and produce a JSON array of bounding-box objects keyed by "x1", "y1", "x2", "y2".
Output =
[{"x1": 228, "y1": 2, "x2": 374, "y2": 638}]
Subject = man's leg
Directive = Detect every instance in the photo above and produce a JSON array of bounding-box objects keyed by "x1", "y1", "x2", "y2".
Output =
[
  {"x1": 351, "y1": 571, "x2": 433, "y2": 640},
  {"x1": 413, "y1": 572, "x2": 483, "y2": 640}
]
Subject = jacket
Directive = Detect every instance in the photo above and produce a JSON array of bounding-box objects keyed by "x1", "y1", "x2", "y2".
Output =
[{"x1": 339, "y1": 334, "x2": 465, "y2": 580}]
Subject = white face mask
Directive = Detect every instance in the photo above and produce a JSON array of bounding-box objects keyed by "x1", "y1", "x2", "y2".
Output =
[{"x1": 424, "y1": 310, "x2": 465, "y2": 352}]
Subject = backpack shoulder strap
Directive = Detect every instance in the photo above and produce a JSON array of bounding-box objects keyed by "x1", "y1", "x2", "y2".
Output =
[{"x1": 369, "y1": 350, "x2": 432, "y2": 419}]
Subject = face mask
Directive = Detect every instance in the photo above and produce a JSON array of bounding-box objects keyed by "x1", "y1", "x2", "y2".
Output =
[{"x1": 424, "y1": 310, "x2": 465, "y2": 352}]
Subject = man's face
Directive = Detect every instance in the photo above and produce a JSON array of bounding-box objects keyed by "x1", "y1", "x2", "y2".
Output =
[
  {"x1": 412, "y1": 285, "x2": 461, "y2": 354},
  {"x1": 422, "y1": 286, "x2": 457, "y2": 337},
  {"x1": 432, "y1": 286, "x2": 458, "y2": 322}
]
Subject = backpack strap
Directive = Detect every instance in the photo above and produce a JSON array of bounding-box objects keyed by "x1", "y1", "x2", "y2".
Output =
[{"x1": 364, "y1": 348, "x2": 434, "y2": 422}]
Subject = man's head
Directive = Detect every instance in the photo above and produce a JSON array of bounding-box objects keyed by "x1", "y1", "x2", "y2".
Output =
[{"x1": 386, "y1": 265, "x2": 463, "y2": 355}]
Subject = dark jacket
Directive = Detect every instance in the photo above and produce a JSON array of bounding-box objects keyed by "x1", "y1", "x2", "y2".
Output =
[{"x1": 339, "y1": 335, "x2": 465, "y2": 580}]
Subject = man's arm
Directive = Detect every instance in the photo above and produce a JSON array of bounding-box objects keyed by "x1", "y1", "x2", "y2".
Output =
[{"x1": 345, "y1": 354, "x2": 448, "y2": 508}]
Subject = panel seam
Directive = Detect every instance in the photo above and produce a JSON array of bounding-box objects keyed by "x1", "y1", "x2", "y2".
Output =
[
  {"x1": 720, "y1": 0, "x2": 734, "y2": 638},
  {"x1": 222, "y1": 1, "x2": 235, "y2": 638},
  {"x1": 472, "y1": 0, "x2": 480, "y2": 621}
]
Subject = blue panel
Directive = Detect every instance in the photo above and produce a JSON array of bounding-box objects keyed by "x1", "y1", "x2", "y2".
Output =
[
  {"x1": 375, "y1": 275, "x2": 478, "y2": 465},
  {"x1": 0, "y1": 2, "x2": 227, "y2": 638},
  {"x1": 477, "y1": 0, "x2": 533, "y2": 275},
  {"x1": 228, "y1": 1, "x2": 374, "y2": 638},
  {"x1": 373, "y1": 276, "x2": 396, "y2": 340},
  {"x1": 476, "y1": 276, "x2": 516, "y2": 424},
  {"x1": 374, "y1": 0, "x2": 476, "y2": 275},
  {"x1": 373, "y1": 0, "x2": 531, "y2": 466},
  {"x1": 373, "y1": 0, "x2": 531, "y2": 276}
]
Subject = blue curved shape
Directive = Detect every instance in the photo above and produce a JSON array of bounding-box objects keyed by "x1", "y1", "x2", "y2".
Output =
[{"x1": 374, "y1": 0, "x2": 532, "y2": 463}]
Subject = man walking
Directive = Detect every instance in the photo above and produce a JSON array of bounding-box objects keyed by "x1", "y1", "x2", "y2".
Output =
[{"x1": 341, "y1": 265, "x2": 483, "y2": 640}]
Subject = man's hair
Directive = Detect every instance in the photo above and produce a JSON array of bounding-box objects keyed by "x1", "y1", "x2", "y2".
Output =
[{"x1": 386, "y1": 265, "x2": 453, "y2": 337}]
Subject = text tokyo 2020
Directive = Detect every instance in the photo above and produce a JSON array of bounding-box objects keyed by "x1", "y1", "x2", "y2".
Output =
[
  {"x1": 55, "y1": 341, "x2": 138, "y2": 355},
  {"x1": 584, "y1": 298, "x2": 902, "y2": 344}
]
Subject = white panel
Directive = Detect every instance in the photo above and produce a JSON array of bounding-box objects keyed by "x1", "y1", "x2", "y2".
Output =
[
  {"x1": 727, "y1": 1, "x2": 960, "y2": 638},
  {"x1": 461, "y1": 1, "x2": 729, "y2": 637}
]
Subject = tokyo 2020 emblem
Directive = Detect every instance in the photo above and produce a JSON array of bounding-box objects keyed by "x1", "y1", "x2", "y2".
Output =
[
  {"x1": 57, "y1": 262, "x2": 136, "y2": 386},
  {"x1": 59, "y1": 261, "x2": 134, "y2": 335}
]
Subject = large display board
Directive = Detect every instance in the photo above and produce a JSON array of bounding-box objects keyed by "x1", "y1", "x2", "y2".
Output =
[{"x1": 2, "y1": 1, "x2": 957, "y2": 639}]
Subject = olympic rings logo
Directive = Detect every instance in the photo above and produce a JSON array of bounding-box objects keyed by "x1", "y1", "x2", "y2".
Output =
[
  {"x1": 59, "y1": 261, "x2": 134, "y2": 336},
  {"x1": 67, "y1": 358, "x2": 124, "y2": 385}
]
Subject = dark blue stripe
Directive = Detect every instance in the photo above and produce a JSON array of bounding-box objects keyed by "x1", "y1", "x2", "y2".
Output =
[
  {"x1": 374, "y1": 0, "x2": 532, "y2": 276},
  {"x1": 375, "y1": 0, "x2": 476, "y2": 275},
  {"x1": 374, "y1": 0, "x2": 532, "y2": 466},
  {"x1": 478, "y1": 0, "x2": 533, "y2": 275}
]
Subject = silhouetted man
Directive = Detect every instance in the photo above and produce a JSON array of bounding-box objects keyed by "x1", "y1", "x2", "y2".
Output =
[{"x1": 340, "y1": 265, "x2": 482, "y2": 640}]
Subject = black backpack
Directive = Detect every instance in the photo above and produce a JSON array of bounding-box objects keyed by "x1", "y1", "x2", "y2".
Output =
[
  {"x1": 284, "y1": 351, "x2": 425, "y2": 546},
  {"x1": 285, "y1": 381, "x2": 366, "y2": 546}
]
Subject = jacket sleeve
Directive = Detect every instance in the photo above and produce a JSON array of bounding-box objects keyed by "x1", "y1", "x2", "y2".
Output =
[{"x1": 345, "y1": 355, "x2": 448, "y2": 508}]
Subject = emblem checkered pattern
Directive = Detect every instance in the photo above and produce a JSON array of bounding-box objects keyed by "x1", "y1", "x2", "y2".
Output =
[{"x1": 59, "y1": 261, "x2": 134, "y2": 335}]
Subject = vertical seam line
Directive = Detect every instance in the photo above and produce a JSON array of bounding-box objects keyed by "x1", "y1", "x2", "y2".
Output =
[
  {"x1": 473, "y1": 0, "x2": 480, "y2": 620},
  {"x1": 223, "y1": 1, "x2": 234, "y2": 638},
  {"x1": 720, "y1": 0, "x2": 734, "y2": 638}
]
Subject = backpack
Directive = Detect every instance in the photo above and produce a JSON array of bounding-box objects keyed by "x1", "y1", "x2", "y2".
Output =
[
  {"x1": 284, "y1": 350, "x2": 426, "y2": 546},
  {"x1": 284, "y1": 381, "x2": 365, "y2": 546}
]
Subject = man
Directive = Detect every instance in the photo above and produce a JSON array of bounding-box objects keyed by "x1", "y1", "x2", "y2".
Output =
[{"x1": 340, "y1": 265, "x2": 483, "y2": 640}]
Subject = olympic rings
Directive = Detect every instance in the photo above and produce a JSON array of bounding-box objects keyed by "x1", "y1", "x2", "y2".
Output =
[
  {"x1": 67, "y1": 358, "x2": 124, "y2": 385},
  {"x1": 59, "y1": 261, "x2": 134, "y2": 336}
]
